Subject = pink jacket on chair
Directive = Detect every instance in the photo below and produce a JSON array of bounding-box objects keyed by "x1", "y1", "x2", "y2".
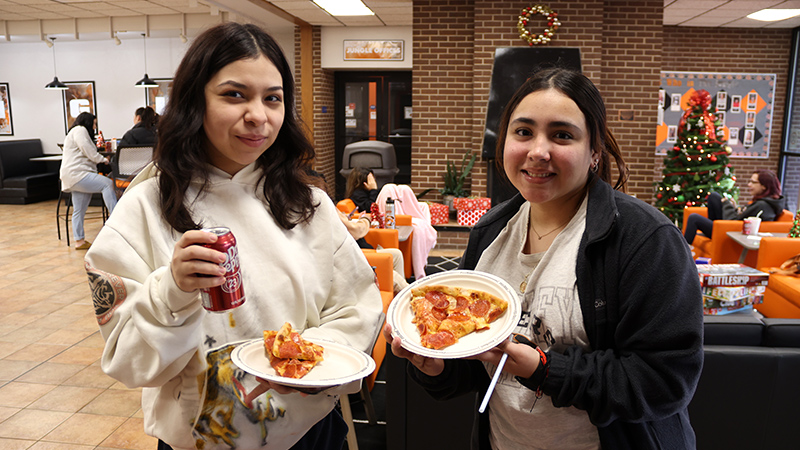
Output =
[{"x1": 376, "y1": 184, "x2": 438, "y2": 280}]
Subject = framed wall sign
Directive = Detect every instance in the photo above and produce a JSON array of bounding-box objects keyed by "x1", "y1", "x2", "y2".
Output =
[
  {"x1": 0, "y1": 83, "x2": 13, "y2": 136},
  {"x1": 62, "y1": 81, "x2": 96, "y2": 133},
  {"x1": 145, "y1": 78, "x2": 173, "y2": 115},
  {"x1": 657, "y1": 71, "x2": 776, "y2": 158},
  {"x1": 343, "y1": 40, "x2": 404, "y2": 61}
]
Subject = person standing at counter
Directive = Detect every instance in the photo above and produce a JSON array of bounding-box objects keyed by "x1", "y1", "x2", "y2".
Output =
[
  {"x1": 119, "y1": 106, "x2": 158, "y2": 146},
  {"x1": 59, "y1": 112, "x2": 117, "y2": 250},
  {"x1": 384, "y1": 68, "x2": 703, "y2": 449}
]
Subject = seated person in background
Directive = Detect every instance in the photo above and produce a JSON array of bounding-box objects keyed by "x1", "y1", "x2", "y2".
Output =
[
  {"x1": 337, "y1": 208, "x2": 409, "y2": 294},
  {"x1": 310, "y1": 170, "x2": 408, "y2": 294},
  {"x1": 684, "y1": 169, "x2": 787, "y2": 245},
  {"x1": 119, "y1": 106, "x2": 157, "y2": 146},
  {"x1": 59, "y1": 112, "x2": 117, "y2": 250},
  {"x1": 346, "y1": 167, "x2": 379, "y2": 213}
]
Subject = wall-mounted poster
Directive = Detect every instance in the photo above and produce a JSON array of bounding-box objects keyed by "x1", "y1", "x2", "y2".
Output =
[
  {"x1": 145, "y1": 78, "x2": 172, "y2": 115},
  {"x1": 62, "y1": 81, "x2": 96, "y2": 134},
  {"x1": 657, "y1": 72, "x2": 775, "y2": 158},
  {"x1": 0, "y1": 83, "x2": 12, "y2": 135}
]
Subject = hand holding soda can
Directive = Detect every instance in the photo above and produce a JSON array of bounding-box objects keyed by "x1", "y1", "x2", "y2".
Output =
[{"x1": 199, "y1": 227, "x2": 246, "y2": 312}]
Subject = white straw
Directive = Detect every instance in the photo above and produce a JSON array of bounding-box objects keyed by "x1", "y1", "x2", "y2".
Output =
[
  {"x1": 479, "y1": 350, "x2": 509, "y2": 413},
  {"x1": 756, "y1": 210, "x2": 763, "y2": 218}
]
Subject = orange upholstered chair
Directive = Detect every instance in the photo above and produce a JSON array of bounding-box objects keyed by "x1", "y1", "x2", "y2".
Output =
[
  {"x1": 755, "y1": 237, "x2": 800, "y2": 319},
  {"x1": 336, "y1": 198, "x2": 356, "y2": 214},
  {"x1": 683, "y1": 206, "x2": 793, "y2": 262},
  {"x1": 361, "y1": 251, "x2": 393, "y2": 390}
]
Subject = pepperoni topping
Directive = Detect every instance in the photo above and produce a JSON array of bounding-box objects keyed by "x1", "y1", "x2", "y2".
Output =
[
  {"x1": 448, "y1": 312, "x2": 470, "y2": 322},
  {"x1": 469, "y1": 299, "x2": 490, "y2": 318},
  {"x1": 432, "y1": 309, "x2": 448, "y2": 321},
  {"x1": 426, "y1": 290, "x2": 450, "y2": 309},
  {"x1": 487, "y1": 308, "x2": 504, "y2": 322},
  {"x1": 424, "y1": 331, "x2": 457, "y2": 349},
  {"x1": 453, "y1": 296, "x2": 469, "y2": 312}
]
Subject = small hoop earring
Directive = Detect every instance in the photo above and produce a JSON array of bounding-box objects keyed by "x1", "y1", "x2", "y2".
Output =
[{"x1": 591, "y1": 160, "x2": 599, "y2": 173}]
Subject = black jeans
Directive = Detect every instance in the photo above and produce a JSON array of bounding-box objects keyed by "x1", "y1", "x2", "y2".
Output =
[
  {"x1": 684, "y1": 192, "x2": 723, "y2": 244},
  {"x1": 157, "y1": 407, "x2": 348, "y2": 450}
]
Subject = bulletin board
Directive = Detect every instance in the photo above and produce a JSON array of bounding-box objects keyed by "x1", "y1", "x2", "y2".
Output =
[{"x1": 656, "y1": 71, "x2": 776, "y2": 158}]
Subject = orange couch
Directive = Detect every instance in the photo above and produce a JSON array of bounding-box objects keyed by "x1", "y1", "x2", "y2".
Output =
[
  {"x1": 754, "y1": 237, "x2": 800, "y2": 319},
  {"x1": 683, "y1": 206, "x2": 793, "y2": 265}
]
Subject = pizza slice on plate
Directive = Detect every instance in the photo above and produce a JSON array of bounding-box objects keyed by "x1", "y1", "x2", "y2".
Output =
[
  {"x1": 263, "y1": 322, "x2": 324, "y2": 379},
  {"x1": 410, "y1": 285, "x2": 508, "y2": 350}
]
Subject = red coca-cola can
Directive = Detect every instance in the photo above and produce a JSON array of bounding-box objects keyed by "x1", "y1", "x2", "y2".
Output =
[{"x1": 200, "y1": 227, "x2": 246, "y2": 312}]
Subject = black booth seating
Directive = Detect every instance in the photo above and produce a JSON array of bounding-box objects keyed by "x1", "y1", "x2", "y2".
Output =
[{"x1": 0, "y1": 139, "x2": 59, "y2": 204}]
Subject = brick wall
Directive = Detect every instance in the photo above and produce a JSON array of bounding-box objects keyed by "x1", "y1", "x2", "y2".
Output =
[
  {"x1": 602, "y1": 1, "x2": 662, "y2": 198},
  {"x1": 307, "y1": 27, "x2": 336, "y2": 197}
]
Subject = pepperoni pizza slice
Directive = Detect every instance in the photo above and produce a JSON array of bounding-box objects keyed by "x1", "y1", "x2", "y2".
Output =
[
  {"x1": 263, "y1": 322, "x2": 324, "y2": 379},
  {"x1": 410, "y1": 285, "x2": 508, "y2": 350}
]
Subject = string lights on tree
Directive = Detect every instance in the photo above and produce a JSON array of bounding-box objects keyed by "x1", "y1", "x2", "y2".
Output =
[{"x1": 653, "y1": 89, "x2": 738, "y2": 226}]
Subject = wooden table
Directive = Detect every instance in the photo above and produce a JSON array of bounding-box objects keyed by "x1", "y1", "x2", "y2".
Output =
[{"x1": 726, "y1": 231, "x2": 789, "y2": 263}]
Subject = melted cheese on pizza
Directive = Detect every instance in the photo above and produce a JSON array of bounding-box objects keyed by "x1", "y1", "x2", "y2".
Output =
[
  {"x1": 263, "y1": 322, "x2": 324, "y2": 378},
  {"x1": 410, "y1": 285, "x2": 507, "y2": 350}
]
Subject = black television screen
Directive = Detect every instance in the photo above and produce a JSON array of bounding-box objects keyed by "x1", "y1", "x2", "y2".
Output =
[{"x1": 481, "y1": 47, "x2": 582, "y2": 159}]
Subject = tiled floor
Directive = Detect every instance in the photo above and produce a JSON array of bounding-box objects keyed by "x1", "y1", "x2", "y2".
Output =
[
  {"x1": 0, "y1": 199, "x2": 155, "y2": 450},
  {"x1": 0, "y1": 199, "x2": 465, "y2": 450}
]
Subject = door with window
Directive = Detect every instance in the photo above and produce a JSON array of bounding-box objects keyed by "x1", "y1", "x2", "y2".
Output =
[{"x1": 334, "y1": 71, "x2": 412, "y2": 200}]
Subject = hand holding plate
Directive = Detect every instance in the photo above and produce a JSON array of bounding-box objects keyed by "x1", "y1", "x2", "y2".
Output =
[{"x1": 383, "y1": 323, "x2": 444, "y2": 377}]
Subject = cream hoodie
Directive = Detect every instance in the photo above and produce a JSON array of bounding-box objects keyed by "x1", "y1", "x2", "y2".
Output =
[{"x1": 84, "y1": 163, "x2": 383, "y2": 449}]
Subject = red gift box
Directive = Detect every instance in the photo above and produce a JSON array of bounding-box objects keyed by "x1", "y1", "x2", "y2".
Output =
[
  {"x1": 453, "y1": 197, "x2": 491, "y2": 226},
  {"x1": 457, "y1": 209, "x2": 487, "y2": 226},
  {"x1": 428, "y1": 202, "x2": 449, "y2": 225}
]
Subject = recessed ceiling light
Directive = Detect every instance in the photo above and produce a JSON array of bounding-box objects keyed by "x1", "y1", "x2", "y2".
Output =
[
  {"x1": 747, "y1": 9, "x2": 800, "y2": 21},
  {"x1": 313, "y1": 0, "x2": 374, "y2": 16}
]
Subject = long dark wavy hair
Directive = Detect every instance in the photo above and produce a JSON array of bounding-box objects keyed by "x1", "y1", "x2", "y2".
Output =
[
  {"x1": 345, "y1": 167, "x2": 374, "y2": 199},
  {"x1": 494, "y1": 67, "x2": 628, "y2": 192},
  {"x1": 70, "y1": 112, "x2": 96, "y2": 135},
  {"x1": 155, "y1": 22, "x2": 316, "y2": 232}
]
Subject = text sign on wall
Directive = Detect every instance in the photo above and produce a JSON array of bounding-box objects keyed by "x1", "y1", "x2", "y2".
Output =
[
  {"x1": 343, "y1": 40, "x2": 404, "y2": 61},
  {"x1": 657, "y1": 71, "x2": 776, "y2": 158}
]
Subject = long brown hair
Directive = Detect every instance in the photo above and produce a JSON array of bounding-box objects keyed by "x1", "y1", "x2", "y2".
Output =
[
  {"x1": 345, "y1": 167, "x2": 374, "y2": 199},
  {"x1": 155, "y1": 22, "x2": 316, "y2": 232},
  {"x1": 494, "y1": 67, "x2": 628, "y2": 192}
]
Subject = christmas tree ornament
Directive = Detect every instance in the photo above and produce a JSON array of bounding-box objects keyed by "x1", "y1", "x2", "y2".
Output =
[{"x1": 517, "y1": 4, "x2": 561, "y2": 46}]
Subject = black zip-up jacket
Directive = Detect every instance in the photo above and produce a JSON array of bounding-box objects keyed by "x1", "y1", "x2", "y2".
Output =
[{"x1": 410, "y1": 177, "x2": 704, "y2": 449}]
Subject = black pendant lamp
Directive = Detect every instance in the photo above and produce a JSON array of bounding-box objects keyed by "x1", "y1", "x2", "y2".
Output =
[
  {"x1": 135, "y1": 33, "x2": 158, "y2": 88},
  {"x1": 45, "y1": 37, "x2": 68, "y2": 90}
]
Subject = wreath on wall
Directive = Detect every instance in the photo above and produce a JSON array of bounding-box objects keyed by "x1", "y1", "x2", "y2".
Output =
[{"x1": 517, "y1": 4, "x2": 561, "y2": 46}]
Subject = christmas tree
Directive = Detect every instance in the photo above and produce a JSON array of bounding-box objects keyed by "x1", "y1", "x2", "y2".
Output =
[
  {"x1": 654, "y1": 89, "x2": 738, "y2": 226},
  {"x1": 790, "y1": 209, "x2": 800, "y2": 238}
]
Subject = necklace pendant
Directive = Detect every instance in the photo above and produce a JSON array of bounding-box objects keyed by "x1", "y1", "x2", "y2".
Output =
[{"x1": 520, "y1": 280, "x2": 527, "y2": 293}]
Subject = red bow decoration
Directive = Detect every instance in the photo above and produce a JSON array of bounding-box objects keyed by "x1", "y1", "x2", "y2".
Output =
[{"x1": 678, "y1": 89, "x2": 720, "y2": 144}]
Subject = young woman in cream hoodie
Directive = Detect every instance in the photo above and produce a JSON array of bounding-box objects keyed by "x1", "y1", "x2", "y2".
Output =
[{"x1": 85, "y1": 23, "x2": 382, "y2": 450}]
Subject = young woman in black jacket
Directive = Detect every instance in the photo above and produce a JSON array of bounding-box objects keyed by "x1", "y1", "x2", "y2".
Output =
[
  {"x1": 384, "y1": 68, "x2": 703, "y2": 449},
  {"x1": 684, "y1": 169, "x2": 787, "y2": 244}
]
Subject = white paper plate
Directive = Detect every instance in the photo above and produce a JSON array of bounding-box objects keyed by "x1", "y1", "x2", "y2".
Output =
[
  {"x1": 386, "y1": 270, "x2": 520, "y2": 359},
  {"x1": 231, "y1": 338, "x2": 376, "y2": 389}
]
